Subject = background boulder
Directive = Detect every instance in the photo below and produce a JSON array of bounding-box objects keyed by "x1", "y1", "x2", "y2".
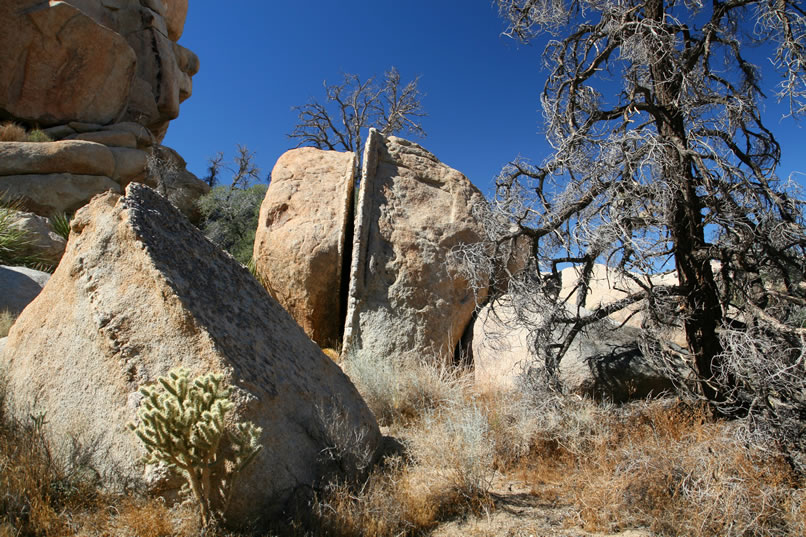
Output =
[
  {"x1": 472, "y1": 297, "x2": 681, "y2": 402},
  {"x1": 253, "y1": 147, "x2": 356, "y2": 348},
  {"x1": 0, "y1": 265, "x2": 50, "y2": 315}
]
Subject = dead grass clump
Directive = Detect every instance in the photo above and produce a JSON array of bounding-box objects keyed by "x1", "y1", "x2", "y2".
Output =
[
  {"x1": 0, "y1": 310, "x2": 16, "y2": 338},
  {"x1": 299, "y1": 456, "x2": 491, "y2": 537},
  {"x1": 0, "y1": 122, "x2": 52, "y2": 143},
  {"x1": 570, "y1": 403, "x2": 805, "y2": 536},
  {"x1": 343, "y1": 351, "x2": 469, "y2": 427},
  {"x1": 0, "y1": 122, "x2": 27, "y2": 142},
  {"x1": 496, "y1": 390, "x2": 806, "y2": 537},
  {"x1": 0, "y1": 407, "x2": 97, "y2": 535}
]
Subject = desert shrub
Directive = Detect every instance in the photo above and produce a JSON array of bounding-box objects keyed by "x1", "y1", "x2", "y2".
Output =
[
  {"x1": 25, "y1": 130, "x2": 52, "y2": 143},
  {"x1": 0, "y1": 310, "x2": 15, "y2": 338},
  {"x1": 343, "y1": 351, "x2": 468, "y2": 427},
  {"x1": 197, "y1": 183, "x2": 267, "y2": 266},
  {"x1": 0, "y1": 122, "x2": 26, "y2": 142},
  {"x1": 0, "y1": 403, "x2": 100, "y2": 536},
  {"x1": 48, "y1": 212, "x2": 71, "y2": 241},
  {"x1": 0, "y1": 195, "x2": 47, "y2": 269},
  {"x1": 409, "y1": 402, "x2": 496, "y2": 502}
]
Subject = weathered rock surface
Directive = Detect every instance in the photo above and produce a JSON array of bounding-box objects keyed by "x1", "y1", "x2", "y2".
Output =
[
  {"x1": 472, "y1": 297, "x2": 679, "y2": 401},
  {"x1": 8, "y1": 211, "x2": 67, "y2": 266},
  {"x1": 254, "y1": 148, "x2": 356, "y2": 348},
  {"x1": 0, "y1": 141, "x2": 116, "y2": 177},
  {"x1": 0, "y1": 173, "x2": 121, "y2": 215},
  {"x1": 0, "y1": 265, "x2": 50, "y2": 315},
  {"x1": 0, "y1": 0, "x2": 198, "y2": 141},
  {"x1": 0, "y1": 183, "x2": 381, "y2": 524},
  {"x1": 342, "y1": 130, "x2": 487, "y2": 363},
  {"x1": 0, "y1": 1, "x2": 136, "y2": 127},
  {"x1": 67, "y1": 130, "x2": 138, "y2": 148}
]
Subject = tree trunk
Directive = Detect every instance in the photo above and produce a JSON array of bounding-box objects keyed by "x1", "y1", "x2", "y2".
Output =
[{"x1": 645, "y1": 0, "x2": 724, "y2": 402}]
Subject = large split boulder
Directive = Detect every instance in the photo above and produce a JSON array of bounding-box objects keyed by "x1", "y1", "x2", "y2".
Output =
[
  {"x1": 342, "y1": 130, "x2": 487, "y2": 363},
  {"x1": 0, "y1": 183, "x2": 381, "y2": 524},
  {"x1": 472, "y1": 297, "x2": 681, "y2": 401},
  {"x1": 253, "y1": 148, "x2": 356, "y2": 348}
]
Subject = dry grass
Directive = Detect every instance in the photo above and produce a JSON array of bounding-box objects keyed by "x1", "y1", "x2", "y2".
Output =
[
  {"x1": 0, "y1": 122, "x2": 52, "y2": 143},
  {"x1": 0, "y1": 122, "x2": 27, "y2": 142},
  {"x1": 0, "y1": 310, "x2": 15, "y2": 338},
  {"x1": 2, "y1": 354, "x2": 804, "y2": 537}
]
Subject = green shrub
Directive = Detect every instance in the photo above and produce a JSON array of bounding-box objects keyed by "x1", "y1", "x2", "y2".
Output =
[
  {"x1": 49, "y1": 212, "x2": 72, "y2": 241},
  {"x1": 0, "y1": 195, "x2": 46, "y2": 269},
  {"x1": 128, "y1": 368, "x2": 263, "y2": 527},
  {"x1": 26, "y1": 129, "x2": 52, "y2": 143}
]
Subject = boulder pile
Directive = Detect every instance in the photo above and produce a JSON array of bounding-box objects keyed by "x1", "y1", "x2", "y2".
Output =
[{"x1": 0, "y1": 0, "x2": 208, "y2": 267}]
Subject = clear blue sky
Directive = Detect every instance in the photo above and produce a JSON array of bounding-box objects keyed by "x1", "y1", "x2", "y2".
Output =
[{"x1": 164, "y1": 1, "x2": 805, "y2": 195}]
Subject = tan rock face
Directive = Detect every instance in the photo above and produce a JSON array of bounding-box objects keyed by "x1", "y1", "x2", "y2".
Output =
[
  {"x1": 472, "y1": 297, "x2": 681, "y2": 401},
  {"x1": 253, "y1": 148, "x2": 356, "y2": 348},
  {"x1": 0, "y1": 0, "x2": 198, "y2": 141},
  {"x1": 0, "y1": 173, "x2": 122, "y2": 215},
  {"x1": 343, "y1": 130, "x2": 487, "y2": 363},
  {"x1": 0, "y1": 1, "x2": 136, "y2": 126},
  {"x1": 0, "y1": 141, "x2": 116, "y2": 177},
  {"x1": 0, "y1": 183, "x2": 381, "y2": 524}
]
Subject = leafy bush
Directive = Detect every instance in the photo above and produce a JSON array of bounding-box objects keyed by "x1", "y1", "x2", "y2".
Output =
[
  {"x1": 197, "y1": 183, "x2": 267, "y2": 265},
  {"x1": 25, "y1": 129, "x2": 52, "y2": 143},
  {"x1": 128, "y1": 368, "x2": 263, "y2": 527}
]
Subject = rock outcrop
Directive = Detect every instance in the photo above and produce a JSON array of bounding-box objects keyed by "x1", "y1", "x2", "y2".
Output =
[
  {"x1": 0, "y1": 0, "x2": 198, "y2": 141},
  {"x1": 0, "y1": 1, "x2": 207, "y2": 264},
  {"x1": 0, "y1": 183, "x2": 381, "y2": 524},
  {"x1": 253, "y1": 148, "x2": 356, "y2": 348},
  {"x1": 342, "y1": 130, "x2": 487, "y2": 363},
  {"x1": 254, "y1": 131, "x2": 487, "y2": 363},
  {"x1": 0, "y1": 265, "x2": 50, "y2": 315},
  {"x1": 472, "y1": 297, "x2": 681, "y2": 401}
]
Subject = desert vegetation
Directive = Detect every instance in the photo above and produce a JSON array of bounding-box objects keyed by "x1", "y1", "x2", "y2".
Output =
[
  {"x1": 0, "y1": 122, "x2": 52, "y2": 143},
  {"x1": 2, "y1": 352, "x2": 805, "y2": 536}
]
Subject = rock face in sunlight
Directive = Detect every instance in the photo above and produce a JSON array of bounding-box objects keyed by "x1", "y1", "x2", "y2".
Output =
[
  {"x1": 253, "y1": 148, "x2": 356, "y2": 348},
  {"x1": 0, "y1": 0, "x2": 197, "y2": 141},
  {"x1": 342, "y1": 129, "x2": 488, "y2": 363},
  {"x1": 0, "y1": 183, "x2": 382, "y2": 525},
  {"x1": 0, "y1": 1, "x2": 206, "y2": 265},
  {"x1": 472, "y1": 296, "x2": 683, "y2": 402}
]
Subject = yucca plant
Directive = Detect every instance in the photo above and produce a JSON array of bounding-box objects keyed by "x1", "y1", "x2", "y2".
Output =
[
  {"x1": 0, "y1": 194, "x2": 45, "y2": 268},
  {"x1": 49, "y1": 212, "x2": 72, "y2": 241}
]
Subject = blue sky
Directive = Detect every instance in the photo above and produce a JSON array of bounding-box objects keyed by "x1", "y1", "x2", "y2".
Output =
[{"x1": 164, "y1": 1, "x2": 805, "y2": 195}]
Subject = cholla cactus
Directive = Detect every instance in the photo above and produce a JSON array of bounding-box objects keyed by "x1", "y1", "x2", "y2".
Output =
[{"x1": 128, "y1": 368, "x2": 262, "y2": 526}]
